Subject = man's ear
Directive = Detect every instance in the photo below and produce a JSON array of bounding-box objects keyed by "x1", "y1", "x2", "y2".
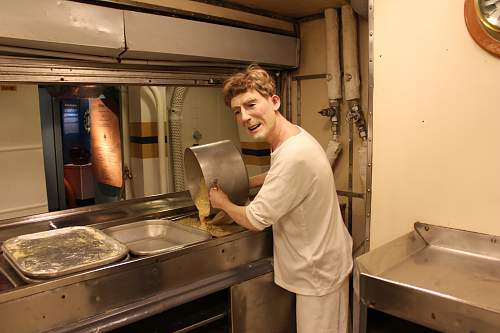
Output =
[{"x1": 271, "y1": 95, "x2": 281, "y2": 111}]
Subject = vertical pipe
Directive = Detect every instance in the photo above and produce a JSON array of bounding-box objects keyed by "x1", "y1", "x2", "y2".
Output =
[
  {"x1": 324, "y1": 8, "x2": 342, "y2": 103},
  {"x1": 342, "y1": 4, "x2": 362, "y2": 238},
  {"x1": 277, "y1": 73, "x2": 283, "y2": 115},
  {"x1": 286, "y1": 72, "x2": 292, "y2": 121},
  {"x1": 324, "y1": 7, "x2": 343, "y2": 168},
  {"x1": 342, "y1": 5, "x2": 361, "y2": 101},
  {"x1": 348, "y1": 115, "x2": 354, "y2": 234},
  {"x1": 296, "y1": 80, "x2": 301, "y2": 126},
  {"x1": 156, "y1": 87, "x2": 167, "y2": 194},
  {"x1": 120, "y1": 86, "x2": 132, "y2": 199},
  {"x1": 52, "y1": 98, "x2": 66, "y2": 210},
  {"x1": 147, "y1": 87, "x2": 167, "y2": 194}
]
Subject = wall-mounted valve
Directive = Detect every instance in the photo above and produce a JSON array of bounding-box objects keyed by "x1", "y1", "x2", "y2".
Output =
[
  {"x1": 347, "y1": 102, "x2": 367, "y2": 140},
  {"x1": 318, "y1": 100, "x2": 341, "y2": 139},
  {"x1": 318, "y1": 105, "x2": 337, "y2": 118}
]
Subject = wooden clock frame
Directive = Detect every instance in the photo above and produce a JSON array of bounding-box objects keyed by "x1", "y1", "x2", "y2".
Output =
[{"x1": 464, "y1": 0, "x2": 500, "y2": 57}]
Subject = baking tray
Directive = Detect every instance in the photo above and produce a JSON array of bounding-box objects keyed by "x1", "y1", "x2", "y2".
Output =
[
  {"x1": 102, "y1": 219, "x2": 212, "y2": 256},
  {"x1": 354, "y1": 222, "x2": 500, "y2": 333},
  {"x1": 3, "y1": 252, "x2": 130, "y2": 284},
  {"x1": 1, "y1": 226, "x2": 128, "y2": 279}
]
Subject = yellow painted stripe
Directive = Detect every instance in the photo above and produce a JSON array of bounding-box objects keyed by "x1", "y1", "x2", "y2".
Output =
[
  {"x1": 131, "y1": 143, "x2": 168, "y2": 159},
  {"x1": 129, "y1": 122, "x2": 167, "y2": 137},
  {"x1": 240, "y1": 141, "x2": 270, "y2": 150},
  {"x1": 242, "y1": 155, "x2": 270, "y2": 166}
]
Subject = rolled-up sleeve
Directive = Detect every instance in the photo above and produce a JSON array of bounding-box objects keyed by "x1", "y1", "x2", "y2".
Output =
[
  {"x1": 245, "y1": 204, "x2": 270, "y2": 230},
  {"x1": 245, "y1": 168, "x2": 312, "y2": 230}
]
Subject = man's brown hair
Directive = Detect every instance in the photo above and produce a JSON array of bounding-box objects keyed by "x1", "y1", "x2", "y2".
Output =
[{"x1": 222, "y1": 64, "x2": 276, "y2": 107}]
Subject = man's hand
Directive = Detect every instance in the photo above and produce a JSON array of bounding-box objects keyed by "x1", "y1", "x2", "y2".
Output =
[
  {"x1": 209, "y1": 186, "x2": 230, "y2": 210},
  {"x1": 208, "y1": 185, "x2": 258, "y2": 231}
]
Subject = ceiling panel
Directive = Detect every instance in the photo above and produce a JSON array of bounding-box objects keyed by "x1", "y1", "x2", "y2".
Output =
[{"x1": 224, "y1": 0, "x2": 348, "y2": 18}]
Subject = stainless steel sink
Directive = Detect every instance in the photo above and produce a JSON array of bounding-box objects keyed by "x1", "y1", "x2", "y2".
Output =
[{"x1": 355, "y1": 222, "x2": 500, "y2": 333}]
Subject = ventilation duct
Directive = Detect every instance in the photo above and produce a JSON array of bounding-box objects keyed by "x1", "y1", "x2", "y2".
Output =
[
  {"x1": 121, "y1": 11, "x2": 298, "y2": 68},
  {"x1": 0, "y1": 1, "x2": 298, "y2": 68},
  {"x1": 0, "y1": 0, "x2": 125, "y2": 58}
]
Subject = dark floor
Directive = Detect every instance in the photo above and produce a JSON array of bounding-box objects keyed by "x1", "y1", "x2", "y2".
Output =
[
  {"x1": 110, "y1": 290, "x2": 441, "y2": 333},
  {"x1": 110, "y1": 290, "x2": 229, "y2": 333},
  {"x1": 367, "y1": 309, "x2": 441, "y2": 333}
]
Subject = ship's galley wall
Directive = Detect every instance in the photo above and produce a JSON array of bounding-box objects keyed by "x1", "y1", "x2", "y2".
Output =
[
  {"x1": 371, "y1": 0, "x2": 500, "y2": 248},
  {"x1": 0, "y1": 84, "x2": 48, "y2": 220},
  {"x1": 293, "y1": 12, "x2": 370, "y2": 255}
]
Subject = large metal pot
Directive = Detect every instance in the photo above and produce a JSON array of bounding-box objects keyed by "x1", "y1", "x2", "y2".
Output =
[{"x1": 184, "y1": 140, "x2": 249, "y2": 215}]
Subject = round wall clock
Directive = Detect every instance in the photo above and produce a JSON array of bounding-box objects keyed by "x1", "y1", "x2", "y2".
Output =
[{"x1": 464, "y1": 0, "x2": 500, "y2": 57}]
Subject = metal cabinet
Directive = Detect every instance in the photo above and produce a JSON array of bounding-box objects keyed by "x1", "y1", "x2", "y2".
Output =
[{"x1": 230, "y1": 272, "x2": 295, "y2": 333}]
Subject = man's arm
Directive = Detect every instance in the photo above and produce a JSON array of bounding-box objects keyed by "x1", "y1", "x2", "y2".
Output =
[
  {"x1": 249, "y1": 172, "x2": 268, "y2": 188},
  {"x1": 209, "y1": 187, "x2": 259, "y2": 231}
]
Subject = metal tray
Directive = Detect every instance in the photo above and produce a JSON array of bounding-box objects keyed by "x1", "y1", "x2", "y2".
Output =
[
  {"x1": 354, "y1": 222, "x2": 500, "y2": 333},
  {"x1": 3, "y1": 252, "x2": 130, "y2": 284},
  {"x1": 102, "y1": 219, "x2": 212, "y2": 256},
  {"x1": 1, "y1": 226, "x2": 128, "y2": 279}
]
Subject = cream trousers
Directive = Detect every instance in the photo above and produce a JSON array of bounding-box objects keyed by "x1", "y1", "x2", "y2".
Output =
[{"x1": 296, "y1": 277, "x2": 350, "y2": 333}]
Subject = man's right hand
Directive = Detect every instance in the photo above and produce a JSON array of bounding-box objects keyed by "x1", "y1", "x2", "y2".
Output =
[{"x1": 209, "y1": 186, "x2": 230, "y2": 210}]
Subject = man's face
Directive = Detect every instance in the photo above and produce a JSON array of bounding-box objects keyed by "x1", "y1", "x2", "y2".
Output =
[{"x1": 230, "y1": 89, "x2": 281, "y2": 141}]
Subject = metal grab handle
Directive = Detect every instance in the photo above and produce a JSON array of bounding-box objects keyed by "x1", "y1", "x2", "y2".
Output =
[{"x1": 210, "y1": 179, "x2": 220, "y2": 190}]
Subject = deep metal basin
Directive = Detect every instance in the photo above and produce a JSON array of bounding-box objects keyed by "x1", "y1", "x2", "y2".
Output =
[
  {"x1": 354, "y1": 222, "x2": 500, "y2": 333},
  {"x1": 103, "y1": 219, "x2": 212, "y2": 255}
]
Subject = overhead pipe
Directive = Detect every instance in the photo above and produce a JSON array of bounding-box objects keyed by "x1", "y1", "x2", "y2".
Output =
[{"x1": 322, "y1": 8, "x2": 343, "y2": 168}]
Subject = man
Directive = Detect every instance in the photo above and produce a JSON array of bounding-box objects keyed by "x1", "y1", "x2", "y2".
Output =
[{"x1": 209, "y1": 65, "x2": 353, "y2": 333}]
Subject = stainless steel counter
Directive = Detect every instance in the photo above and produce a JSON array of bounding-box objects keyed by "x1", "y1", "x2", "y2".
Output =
[
  {"x1": 354, "y1": 222, "x2": 500, "y2": 333},
  {"x1": 0, "y1": 192, "x2": 274, "y2": 333}
]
